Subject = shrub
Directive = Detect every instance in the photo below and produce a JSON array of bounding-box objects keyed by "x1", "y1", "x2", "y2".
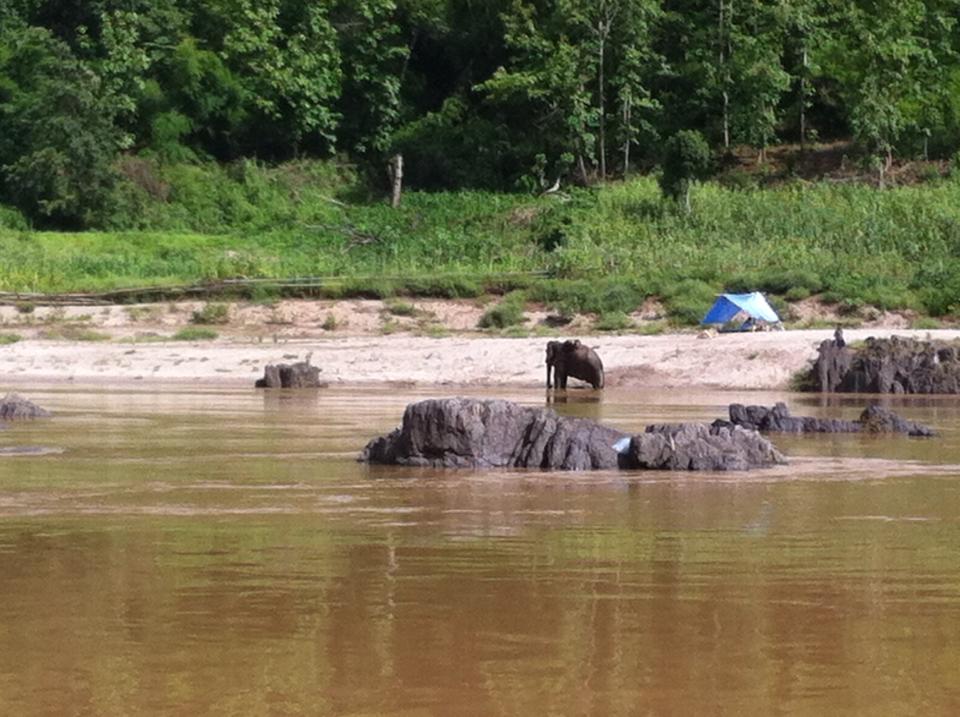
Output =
[
  {"x1": 321, "y1": 313, "x2": 338, "y2": 331},
  {"x1": 0, "y1": 206, "x2": 28, "y2": 230},
  {"x1": 637, "y1": 321, "x2": 667, "y2": 335},
  {"x1": 660, "y1": 130, "x2": 712, "y2": 212},
  {"x1": 595, "y1": 311, "x2": 633, "y2": 331},
  {"x1": 250, "y1": 283, "x2": 282, "y2": 305},
  {"x1": 385, "y1": 300, "x2": 416, "y2": 316},
  {"x1": 191, "y1": 302, "x2": 230, "y2": 324},
  {"x1": 757, "y1": 269, "x2": 824, "y2": 296},
  {"x1": 173, "y1": 327, "x2": 218, "y2": 340},
  {"x1": 40, "y1": 327, "x2": 110, "y2": 341},
  {"x1": 784, "y1": 286, "x2": 811, "y2": 302},
  {"x1": 528, "y1": 278, "x2": 646, "y2": 316},
  {"x1": 478, "y1": 291, "x2": 526, "y2": 329},
  {"x1": 398, "y1": 275, "x2": 484, "y2": 299},
  {"x1": 660, "y1": 279, "x2": 716, "y2": 325},
  {"x1": 0, "y1": 333, "x2": 22, "y2": 345}
]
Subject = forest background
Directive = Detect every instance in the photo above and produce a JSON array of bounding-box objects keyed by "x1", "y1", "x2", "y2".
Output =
[{"x1": 3, "y1": 0, "x2": 960, "y2": 326}]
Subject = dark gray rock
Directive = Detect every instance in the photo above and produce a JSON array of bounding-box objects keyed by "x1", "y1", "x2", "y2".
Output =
[
  {"x1": 361, "y1": 398, "x2": 787, "y2": 471},
  {"x1": 0, "y1": 394, "x2": 51, "y2": 420},
  {"x1": 723, "y1": 401, "x2": 935, "y2": 437},
  {"x1": 724, "y1": 402, "x2": 861, "y2": 433},
  {"x1": 255, "y1": 361, "x2": 324, "y2": 388},
  {"x1": 623, "y1": 423, "x2": 786, "y2": 471},
  {"x1": 361, "y1": 398, "x2": 625, "y2": 470},
  {"x1": 814, "y1": 340, "x2": 854, "y2": 393},
  {"x1": 809, "y1": 336, "x2": 960, "y2": 394},
  {"x1": 858, "y1": 405, "x2": 936, "y2": 437}
]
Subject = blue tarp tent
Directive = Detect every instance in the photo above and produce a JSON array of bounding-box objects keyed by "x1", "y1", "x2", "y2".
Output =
[{"x1": 701, "y1": 292, "x2": 780, "y2": 325}]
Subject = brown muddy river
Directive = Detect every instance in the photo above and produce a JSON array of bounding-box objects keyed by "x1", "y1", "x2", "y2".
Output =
[{"x1": 1, "y1": 385, "x2": 960, "y2": 716}]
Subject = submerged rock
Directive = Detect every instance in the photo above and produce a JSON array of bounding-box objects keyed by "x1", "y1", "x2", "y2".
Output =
[
  {"x1": 721, "y1": 402, "x2": 935, "y2": 437},
  {"x1": 255, "y1": 361, "x2": 325, "y2": 388},
  {"x1": 360, "y1": 398, "x2": 786, "y2": 471},
  {"x1": 0, "y1": 394, "x2": 51, "y2": 421},
  {"x1": 809, "y1": 336, "x2": 960, "y2": 394}
]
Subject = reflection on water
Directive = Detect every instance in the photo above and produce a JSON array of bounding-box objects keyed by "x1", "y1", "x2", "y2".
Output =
[{"x1": 1, "y1": 385, "x2": 960, "y2": 715}]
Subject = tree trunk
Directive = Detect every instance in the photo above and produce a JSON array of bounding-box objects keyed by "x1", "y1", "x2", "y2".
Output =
[
  {"x1": 388, "y1": 153, "x2": 403, "y2": 208},
  {"x1": 799, "y1": 45, "x2": 808, "y2": 150},
  {"x1": 598, "y1": 22, "x2": 607, "y2": 179},
  {"x1": 683, "y1": 182, "x2": 692, "y2": 214},
  {"x1": 719, "y1": 0, "x2": 731, "y2": 150},
  {"x1": 622, "y1": 96, "x2": 631, "y2": 175}
]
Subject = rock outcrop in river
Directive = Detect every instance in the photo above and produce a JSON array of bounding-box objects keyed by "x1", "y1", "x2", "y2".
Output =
[
  {"x1": 255, "y1": 361, "x2": 325, "y2": 388},
  {"x1": 626, "y1": 423, "x2": 786, "y2": 471},
  {"x1": 718, "y1": 402, "x2": 935, "y2": 437},
  {"x1": 360, "y1": 398, "x2": 786, "y2": 471},
  {"x1": 810, "y1": 336, "x2": 960, "y2": 394},
  {"x1": 0, "y1": 394, "x2": 51, "y2": 421}
]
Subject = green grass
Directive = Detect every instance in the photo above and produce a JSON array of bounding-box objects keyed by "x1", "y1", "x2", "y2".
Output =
[
  {"x1": 0, "y1": 333, "x2": 22, "y2": 345},
  {"x1": 172, "y1": 327, "x2": 218, "y2": 341},
  {"x1": 6, "y1": 159, "x2": 960, "y2": 323}
]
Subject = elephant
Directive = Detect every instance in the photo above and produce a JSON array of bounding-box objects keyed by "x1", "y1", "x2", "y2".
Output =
[{"x1": 545, "y1": 339, "x2": 604, "y2": 389}]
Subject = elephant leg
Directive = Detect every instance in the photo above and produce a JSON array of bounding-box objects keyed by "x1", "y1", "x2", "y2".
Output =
[{"x1": 546, "y1": 363, "x2": 553, "y2": 389}]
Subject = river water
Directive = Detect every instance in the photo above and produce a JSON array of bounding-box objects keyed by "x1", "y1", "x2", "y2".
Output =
[{"x1": 1, "y1": 385, "x2": 959, "y2": 716}]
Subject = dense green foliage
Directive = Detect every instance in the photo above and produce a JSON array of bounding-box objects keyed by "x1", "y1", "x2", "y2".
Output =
[
  {"x1": 3, "y1": 0, "x2": 960, "y2": 227},
  {"x1": 659, "y1": 130, "x2": 711, "y2": 212},
  {"x1": 4, "y1": 160, "x2": 960, "y2": 323}
]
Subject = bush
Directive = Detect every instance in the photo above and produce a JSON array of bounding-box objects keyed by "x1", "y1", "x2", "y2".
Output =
[
  {"x1": 784, "y1": 286, "x2": 811, "y2": 301},
  {"x1": 40, "y1": 327, "x2": 110, "y2": 341},
  {"x1": 398, "y1": 275, "x2": 484, "y2": 299},
  {"x1": 757, "y1": 269, "x2": 824, "y2": 296},
  {"x1": 173, "y1": 327, "x2": 218, "y2": 340},
  {"x1": 595, "y1": 311, "x2": 634, "y2": 331},
  {"x1": 0, "y1": 333, "x2": 22, "y2": 345},
  {"x1": 528, "y1": 278, "x2": 646, "y2": 316},
  {"x1": 384, "y1": 300, "x2": 416, "y2": 316},
  {"x1": 478, "y1": 291, "x2": 526, "y2": 329},
  {"x1": 660, "y1": 279, "x2": 717, "y2": 325},
  {"x1": 660, "y1": 130, "x2": 712, "y2": 212},
  {"x1": 191, "y1": 303, "x2": 230, "y2": 324},
  {"x1": 0, "y1": 206, "x2": 28, "y2": 230}
]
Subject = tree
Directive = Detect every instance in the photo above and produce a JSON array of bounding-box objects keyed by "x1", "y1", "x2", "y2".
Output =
[
  {"x1": 822, "y1": 0, "x2": 956, "y2": 180},
  {"x1": 215, "y1": 0, "x2": 342, "y2": 155},
  {"x1": 726, "y1": 0, "x2": 789, "y2": 162},
  {"x1": 659, "y1": 129, "x2": 711, "y2": 213},
  {"x1": 0, "y1": 27, "x2": 120, "y2": 227}
]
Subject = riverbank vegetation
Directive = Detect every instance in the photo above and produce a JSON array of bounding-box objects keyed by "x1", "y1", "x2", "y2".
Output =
[
  {"x1": 3, "y1": 1, "x2": 960, "y2": 324},
  {"x1": 3, "y1": 159, "x2": 960, "y2": 324}
]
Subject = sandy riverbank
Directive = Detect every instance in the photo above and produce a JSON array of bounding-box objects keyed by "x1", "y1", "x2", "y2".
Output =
[{"x1": 2, "y1": 326, "x2": 959, "y2": 390}]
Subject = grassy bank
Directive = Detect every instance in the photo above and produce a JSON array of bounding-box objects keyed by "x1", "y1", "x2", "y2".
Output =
[{"x1": 2, "y1": 159, "x2": 960, "y2": 324}]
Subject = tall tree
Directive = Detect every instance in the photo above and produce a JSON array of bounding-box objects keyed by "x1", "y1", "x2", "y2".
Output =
[
  {"x1": 726, "y1": 0, "x2": 789, "y2": 161},
  {"x1": 0, "y1": 27, "x2": 121, "y2": 226},
  {"x1": 822, "y1": 0, "x2": 958, "y2": 177}
]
